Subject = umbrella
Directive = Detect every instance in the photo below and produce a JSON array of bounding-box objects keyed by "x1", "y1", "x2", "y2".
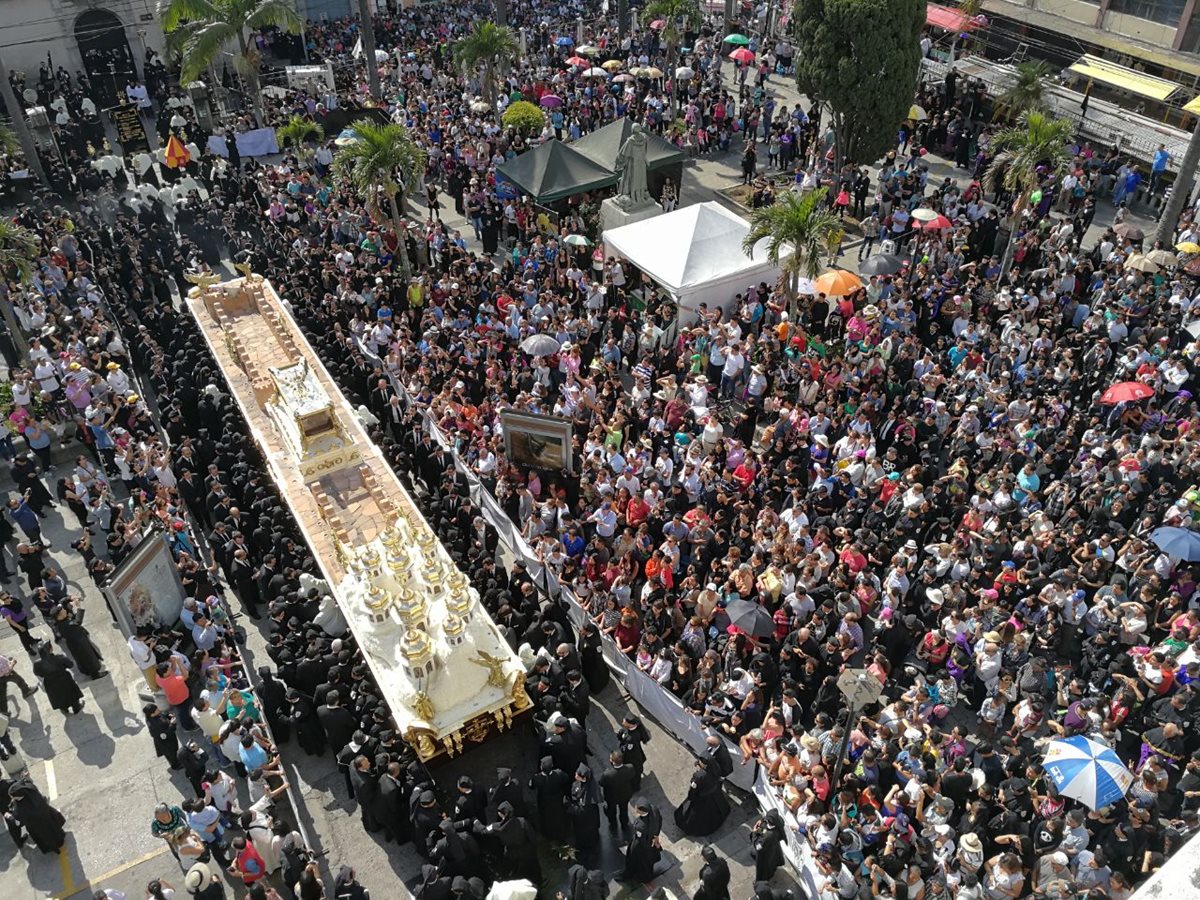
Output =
[
  {"x1": 629, "y1": 66, "x2": 649, "y2": 77},
  {"x1": 575, "y1": 44, "x2": 599, "y2": 55},
  {"x1": 555, "y1": 36, "x2": 574, "y2": 47},
  {"x1": 675, "y1": 66, "x2": 695, "y2": 79},
  {"x1": 1042, "y1": 736, "x2": 1132, "y2": 811},
  {"x1": 1114, "y1": 222, "x2": 1144, "y2": 241},
  {"x1": 908, "y1": 104, "x2": 928, "y2": 121},
  {"x1": 910, "y1": 207, "x2": 940, "y2": 222},
  {"x1": 1150, "y1": 526, "x2": 1200, "y2": 561},
  {"x1": 644, "y1": 66, "x2": 664, "y2": 78},
  {"x1": 520, "y1": 334, "x2": 562, "y2": 357},
  {"x1": 724, "y1": 599, "x2": 775, "y2": 638},
  {"x1": 914, "y1": 214, "x2": 954, "y2": 230},
  {"x1": 539, "y1": 94, "x2": 564, "y2": 108},
  {"x1": 1176, "y1": 241, "x2": 1200, "y2": 254},
  {"x1": 1123, "y1": 253, "x2": 1159, "y2": 273},
  {"x1": 650, "y1": 18, "x2": 667, "y2": 29},
  {"x1": 470, "y1": 100, "x2": 492, "y2": 113},
  {"x1": 814, "y1": 269, "x2": 863, "y2": 297},
  {"x1": 601, "y1": 59, "x2": 624, "y2": 70},
  {"x1": 562, "y1": 234, "x2": 592, "y2": 247},
  {"x1": 1146, "y1": 248, "x2": 1178, "y2": 267},
  {"x1": 374, "y1": 49, "x2": 390, "y2": 63},
  {"x1": 724, "y1": 33, "x2": 751, "y2": 45},
  {"x1": 565, "y1": 55, "x2": 588, "y2": 66},
  {"x1": 612, "y1": 73, "x2": 635, "y2": 83},
  {"x1": 334, "y1": 127, "x2": 361, "y2": 147},
  {"x1": 582, "y1": 67, "x2": 609, "y2": 77},
  {"x1": 728, "y1": 48, "x2": 755, "y2": 64},
  {"x1": 1099, "y1": 380, "x2": 1153, "y2": 404},
  {"x1": 858, "y1": 254, "x2": 905, "y2": 276}
]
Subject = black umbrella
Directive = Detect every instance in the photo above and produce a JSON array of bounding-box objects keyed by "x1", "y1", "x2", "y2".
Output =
[
  {"x1": 723, "y1": 599, "x2": 775, "y2": 637},
  {"x1": 858, "y1": 253, "x2": 904, "y2": 276}
]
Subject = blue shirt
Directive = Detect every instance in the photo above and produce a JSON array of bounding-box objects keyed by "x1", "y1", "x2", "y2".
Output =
[
  {"x1": 239, "y1": 741, "x2": 268, "y2": 771},
  {"x1": 1153, "y1": 148, "x2": 1169, "y2": 172}
]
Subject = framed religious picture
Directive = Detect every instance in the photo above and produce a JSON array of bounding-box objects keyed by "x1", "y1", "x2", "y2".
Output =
[
  {"x1": 102, "y1": 533, "x2": 187, "y2": 637},
  {"x1": 500, "y1": 409, "x2": 575, "y2": 475}
]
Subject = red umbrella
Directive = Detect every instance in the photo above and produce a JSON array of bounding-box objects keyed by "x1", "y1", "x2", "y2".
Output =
[
  {"x1": 913, "y1": 214, "x2": 953, "y2": 230},
  {"x1": 564, "y1": 55, "x2": 588, "y2": 67},
  {"x1": 728, "y1": 48, "x2": 755, "y2": 64},
  {"x1": 1100, "y1": 381, "x2": 1154, "y2": 404}
]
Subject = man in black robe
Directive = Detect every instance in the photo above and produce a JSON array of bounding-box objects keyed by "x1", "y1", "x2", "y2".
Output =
[{"x1": 8, "y1": 777, "x2": 66, "y2": 853}]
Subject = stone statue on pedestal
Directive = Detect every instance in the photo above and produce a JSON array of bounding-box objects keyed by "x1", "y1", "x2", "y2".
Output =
[{"x1": 613, "y1": 123, "x2": 652, "y2": 210}]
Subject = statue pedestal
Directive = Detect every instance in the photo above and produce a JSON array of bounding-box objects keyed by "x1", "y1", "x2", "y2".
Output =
[{"x1": 601, "y1": 197, "x2": 663, "y2": 233}]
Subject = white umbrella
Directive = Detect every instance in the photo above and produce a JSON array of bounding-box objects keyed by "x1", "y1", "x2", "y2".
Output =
[
  {"x1": 582, "y1": 67, "x2": 608, "y2": 77},
  {"x1": 575, "y1": 44, "x2": 600, "y2": 55},
  {"x1": 470, "y1": 100, "x2": 492, "y2": 114},
  {"x1": 910, "y1": 207, "x2": 939, "y2": 223},
  {"x1": 675, "y1": 66, "x2": 695, "y2": 79},
  {"x1": 520, "y1": 334, "x2": 562, "y2": 357},
  {"x1": 612, "y1": 73, "x2": 635, "y2": 83}
]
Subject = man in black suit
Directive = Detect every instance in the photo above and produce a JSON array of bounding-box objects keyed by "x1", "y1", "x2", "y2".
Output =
[
  {"x1": 316, "y1": 689, "x2": 358, "y2": 758},
  {"x1": 599, "y1": 750, "x2": 636, "y2": 831}
]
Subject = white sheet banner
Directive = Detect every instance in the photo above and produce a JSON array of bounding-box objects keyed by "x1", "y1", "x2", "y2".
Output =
[{"x1": 206, "y1": 127, "x2": 280, "y2": 158}]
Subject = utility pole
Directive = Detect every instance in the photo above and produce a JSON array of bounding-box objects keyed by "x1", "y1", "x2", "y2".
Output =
[
  {"x1": 357, "y1": 0, "x2": 381, "y2": 101},
  {"x1": 1153, "y1": 119, "x2": 1200, "y2": 249},
  {"x1": 0, "y1": 50, "x2": 46, "y2": 183}
]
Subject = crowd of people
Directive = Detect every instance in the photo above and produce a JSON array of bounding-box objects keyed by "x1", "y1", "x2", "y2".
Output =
[{"x1": 2, "y1": 0, "x2": 1200, "y2": 899}]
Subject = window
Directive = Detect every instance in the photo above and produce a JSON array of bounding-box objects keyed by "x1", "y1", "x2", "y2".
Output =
[{"x1": 1108, "y1": 0, "x2": 1187, "y2": 26}]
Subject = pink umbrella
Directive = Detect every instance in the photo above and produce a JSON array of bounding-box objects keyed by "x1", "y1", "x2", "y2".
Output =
[
  {"x1": 539, "y1": 94, "x2": 564, "y2": 108},
  {"x1": 650, "y1": 18, "x2": 666, "y2": 28},
  {"x1": 728, "y1": 48, "x2": 755, "y2": 64},
  {"x1": 564, "y1": 55, "x2": 588, "y2": 67}
]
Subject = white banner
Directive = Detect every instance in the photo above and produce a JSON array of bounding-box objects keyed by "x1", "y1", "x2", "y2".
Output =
[{"x1": 206, "y1": 127, "x2": 281, "y2": 158}]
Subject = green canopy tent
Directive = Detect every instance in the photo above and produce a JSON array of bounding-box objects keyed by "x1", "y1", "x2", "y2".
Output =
[
  {"x1": 571, "y1": 117, "x2": 687, "y2": 201},
  {"x1": 495, "y1": 140, "x2": 615, "y2": 204}
]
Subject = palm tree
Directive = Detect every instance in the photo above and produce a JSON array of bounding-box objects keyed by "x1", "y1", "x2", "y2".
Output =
[
  {"x1": 983, "y1": 110, "x2": 1074, "y2": 277},
  {"x1": 158, "y1": 0, "x2": 303, "y2": 123},
  {"x1": 742, "y1": 187, "x2": 843, "y2": 297},
  {"x1": 995, "y1": 61, "x2": 1052, "y2": 120},
  {"x1": 0, "y1": 218, "x2": 41, "y2": 354},
  {"x1": 0, "y1": 219, "x2": 40, "y2": 281},
  {"x1": 453, "y1": 22, "x2": 519, "y2": 106},
  {"x1": 356, "y1": 0, "x2": 381, "y2": 101},
  {"x1": 333, "y1": 120, "x2": 427, "y2": 281},
  {"x1": 644, "y1": 0, "x2": 702, "y2": 119},
  {"x1": 277, "y1": 116, "x2": 324, "y2": 160}
]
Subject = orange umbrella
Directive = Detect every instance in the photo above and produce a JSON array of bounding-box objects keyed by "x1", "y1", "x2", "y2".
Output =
[
  {"x1": 163, "y1": 134, "x2": 191, "y2": 169},
  {"x1": 813, "y1": 269, "x2": 862, "y2": 297}
]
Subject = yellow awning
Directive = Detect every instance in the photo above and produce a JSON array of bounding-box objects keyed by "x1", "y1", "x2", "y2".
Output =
[
  {"x1": 1068, "y1": 54, "x2": 1181, "y2": 102},
  {"x1": 1185, "y1": 95, "x2": 1200, "y2": 115}
]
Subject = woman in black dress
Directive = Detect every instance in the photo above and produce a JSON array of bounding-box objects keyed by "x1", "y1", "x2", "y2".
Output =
[
  {"x1": 750, "y1": 809, "x2": 786, "y2": 883},
  {"x1": 8, "y1": 778, "x2": 66, "y2": 853},
  {"x1": 620, "y1": 798, "x2": 662, "y2": 883},
  {"x1": 50, "y1": 604, "x2": 106, "y2": 679},
  {"x1": 31, "y1": 641, "x2": 83, "y2": 716},
  {"x1": 566, "y1": 763, "x2": 602, "y2": 864},
  {"x1": 673, "y1": 759, "x2": 731, "y2": 836}
]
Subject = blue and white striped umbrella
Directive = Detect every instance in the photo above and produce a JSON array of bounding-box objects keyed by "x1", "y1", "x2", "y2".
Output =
[{"x1": 1042, "y1": 735, "x2": 1133, "y2": 810}]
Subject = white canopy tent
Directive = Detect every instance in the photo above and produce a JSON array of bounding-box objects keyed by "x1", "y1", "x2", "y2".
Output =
[{"x1": 602, "y1": 201, "x2": 789, "y2": 317}]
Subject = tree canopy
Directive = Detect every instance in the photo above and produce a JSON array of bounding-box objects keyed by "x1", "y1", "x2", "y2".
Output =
[{"x1": 793, "y1": 0, "x2": 923, "y2": 165}]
